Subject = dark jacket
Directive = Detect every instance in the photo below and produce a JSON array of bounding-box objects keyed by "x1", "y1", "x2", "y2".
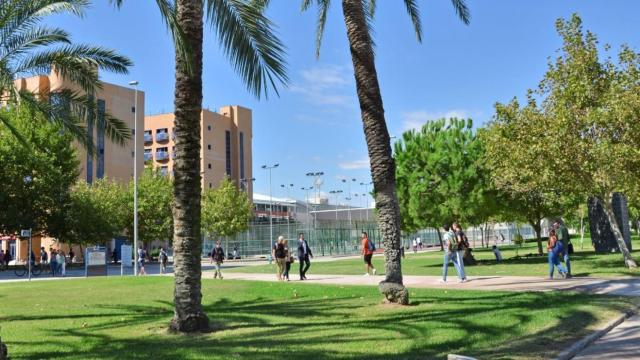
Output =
[
  {"x1": 297, "y1": 240, "x2": 313, "y2": 259},
  {"x1": 212, "y1": 247, "x2": 225, "y2": 263}
]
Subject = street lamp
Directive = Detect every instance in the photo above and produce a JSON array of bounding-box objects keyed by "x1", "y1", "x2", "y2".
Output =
[
  {"x1": 329, "y1": 190, "x2": 343, "y2": 222},
  {"x1": 280, "y1": 183, "x2": 294, "y2": 239},
  {"x1": 261, "y1": 163, "x2": 279, "y2": 260},
  {"x1": 129, "y1": 80, "x2": 139, "y2": 276},
  {"x1": 342, "y1": 178, "x2": 356, "y2": 229},
  {"x1": 240, "y1": 177, "x2": 256, "y2": 256},
  {"x1": 360, "y1": 181, "x2": 373, "y2": 221},
  {"x1": 301, "y1": 186, "x2": 313, "y2": 238}
]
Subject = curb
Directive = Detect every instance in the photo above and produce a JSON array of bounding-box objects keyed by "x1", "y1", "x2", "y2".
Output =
[{"x1": 552, "y1": 306, "x2": 639, "y2": 360}]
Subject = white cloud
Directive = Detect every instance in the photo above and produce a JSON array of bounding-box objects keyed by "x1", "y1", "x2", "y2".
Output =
[
  {"x1": 338, "y1": 158, "x2": 370, "y2": 170},
  {"x1": 400, "y1": 109, "x2": 472, "y2": 131},
  {"x1": 290, "y1": 65, "x2": 355, "y2": 107}
]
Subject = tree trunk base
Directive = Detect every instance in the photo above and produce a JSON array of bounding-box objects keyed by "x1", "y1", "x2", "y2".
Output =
[
  {"x1": 169, "y1": 313, "x2": 211, "y2": 333},
  {"x1": 378, "y1": 281, "x2": 409, "y2": 305}
]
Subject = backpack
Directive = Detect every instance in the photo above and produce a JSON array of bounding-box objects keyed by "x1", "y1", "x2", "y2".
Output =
[{"x1": 367, "y1": 239, "x2": 376, "y2": 252}]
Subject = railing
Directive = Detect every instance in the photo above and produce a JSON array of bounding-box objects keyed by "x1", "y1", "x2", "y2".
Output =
[
  {"x1": 143, "y1": 153, "x2": 153, "y2": 162},
  {"x1": 143, "y1": 134, "x2": 152, "y2": 143},
  {"x1": 155, "y1": 151, "x2": 169, "y2": 161},
  {"x1": 156, "y1": 132, "x2": 169, "y2": 142}
]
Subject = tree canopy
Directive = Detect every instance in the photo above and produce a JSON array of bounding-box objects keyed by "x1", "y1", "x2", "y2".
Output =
[{"x1": 201, "y1": 177, "x2": 252, "y2": 238}]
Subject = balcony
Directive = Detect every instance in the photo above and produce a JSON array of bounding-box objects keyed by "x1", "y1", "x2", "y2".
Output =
[
  {"x1": 155, "y1": 151, "x2": 169, "y2": 161},
  {"x1": 156, "y1": 132, "x2": 169, "y2": 142},
  {"x1": 143, "y1": 153, "x2": 153, "y2": 162},
  {"x1": 172, "y1": 152, "x2": 176, "y2": 159},
  {"x1": 159, "y1": 167, "x2": 169, "y2": 176},
  {"x1": 143, "y1": 134, "x2": 152, "y2": 143}
]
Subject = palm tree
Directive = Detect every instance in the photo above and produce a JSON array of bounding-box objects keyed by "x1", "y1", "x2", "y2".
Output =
[
  {"x1": 298, "y1": 0, "x2": 470, "y2": 304},
  {"x1": 113, "y1": 0, "x2": 287, "y2": 332},
  {"x1": 0, "y1": 0, "x2": 133, "y2": 150}
]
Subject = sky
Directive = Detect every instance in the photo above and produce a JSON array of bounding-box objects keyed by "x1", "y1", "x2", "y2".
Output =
[{"x1": 47, "y1": 0, "x2": 640, "y2": 206}]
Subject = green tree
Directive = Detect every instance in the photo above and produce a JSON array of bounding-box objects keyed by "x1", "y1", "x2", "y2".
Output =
[
  {"x1": 201, "y1": 177, "x2": 252, "y2": 238},
  {"x1": 486, "y1": 14, "x2": 639, "y2": 268},
  {"x1": 0, "y1": 105, "x2": 78, "y2": 237},
  {"x1": 284, "y1": 0, "x2": 470, "y2": 305},
  {"x1": 126, "y1": 169, "x2": 173, "y2": 246},
  {"x1": 112, "y1": 0, "x2": 288, "y2": 332},
  {"x1": 0, "y1": 0, "x2": 132, "y2": 150},
  {"x1": 395, "y1": 118, "x2": 496, "y2": 250}
]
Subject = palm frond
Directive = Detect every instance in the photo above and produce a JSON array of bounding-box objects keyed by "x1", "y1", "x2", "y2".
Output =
[
  {"x1": 299, "y1": 0, "x2": 331, "y2": 58},
  {"x1": 450, "y1": 0, "x2": 470, "y2": 25},
  {"x1": 206, "y1": 0, "x2": 289, "y2": 98},
  {"x1": 368, "y1": 0, "x2": 376, "y2": 18},
  {"x1": 1, "y1": 27, "x2": 70, "y2": 60},
  {"x1": 403, "y1": 0, "x2": 422, "y2": 42}
]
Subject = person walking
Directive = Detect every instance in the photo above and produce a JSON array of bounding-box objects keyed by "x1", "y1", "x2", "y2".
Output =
[
  {"x1": 40, "y1": 247, "x2": 48, "y2": 267},
  {"x1": 283, "y1": 239, "x2": 293, "y2": 281},
  {"x1": 412, "y1": 238, "x2": 418, "y2": 253},
  {"x1": 68, "y1": 249, "x2": 75, "y2": 264},
  {"x1": 555, "y1": 219, "x2": 572, "y2": 278},
  {"x1": 547, "y1": 229, "x2": 568, "y2": 279},
  {"x1": 0, "y1": 250, "x2": 4, "y2": 271},
  {"x1": 57, "y1": 251, "x2": 66, "y2": 277},
  {"x1": 454, "y1": 223, "x2": 475, "y2": 267},
  {"x1": 361, "y1": 231, "x2": 376, "y2": 276},
  {"x1": 137, "y1": 246, "x2": 146, "y2": 276},
  {"x1": 417, "y1": 237, "x2": 423, "y2": 250},
  {"x1": 441, "y1": 224, "x2": 466, "y2": 283},
  {"x1": 159, "y1": 247, "x2": 168, "y2": 274},
  {"x1": 297, "y1": 233, "x2": 313, "y2": 280},
  {"x1": 49, "y1": 249, "x2": 57, "y2": 277},
  {"x1": 211, "y1": 241, "x2": 225, "y2": 279},
  {"x1": 274, "y1": 236, "x2": 287, "y2": 281}
]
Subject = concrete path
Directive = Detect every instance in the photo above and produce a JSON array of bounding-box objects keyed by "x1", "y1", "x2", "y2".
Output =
[
  {"x1": 572, "y1": 315, "x2": 640, "y2": 360},
  {"x1": 210, "y1": 272, "x2": 640, "y2": 297}
]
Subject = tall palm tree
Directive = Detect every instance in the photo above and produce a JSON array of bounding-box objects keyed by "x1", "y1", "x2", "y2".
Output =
[
  {"x1": 298, "y1": 0, "x2": 470, "y2": 304},
  {"x1": 0, "y1": 0, "x2": 132, "y2": 150},
  {"x1": 113, "y1": 0, "x2": 287, "y2": 332}
]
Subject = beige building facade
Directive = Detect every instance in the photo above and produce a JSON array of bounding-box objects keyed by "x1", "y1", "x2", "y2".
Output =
[
  {"x1": 3, "y1": 71, "x2": 145, "y2": 262},
  {"x1": 144, "y1": 106, "x2": 253, "y2": 198}
]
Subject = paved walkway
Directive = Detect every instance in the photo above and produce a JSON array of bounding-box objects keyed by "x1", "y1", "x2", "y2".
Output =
[
  {"x1": 572, "y1": 315, "x2": 640, "y2": 359},
  {"x1": 209, "y1": 272, "x2": 640, "y2": 297}
]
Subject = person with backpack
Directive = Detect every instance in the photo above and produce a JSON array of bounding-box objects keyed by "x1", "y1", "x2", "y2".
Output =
[
  {"x1": 454, "y1": 222, "x2": 476, "y2": 266},
  {"x1": 554, "y1": 219, "x2": 572, "y2": 278},
  {"x1": 137, "y1": 246, "x2": 147, "y2": 276},
  {"x1": 547, "y1": 229, "x2": 568, "y2": 279},
  {"x1": 441, "y1": 224, "x2": 466, "y2": 283},
  {"x1": 297, "y1": 233, "x2": 313, "y2": 280},
  {"x1": 361, "y1": 231, "x2": 376, "y2": 276},
  {"x1": 274, "y1": 236, "x2": 287, "y2": 281},
  {"x1": 159, "y1": 247, "x2": 168, "y2": 274},
  {"x1": 211, "y1": 241, "x2": 225, "y2": 279}
]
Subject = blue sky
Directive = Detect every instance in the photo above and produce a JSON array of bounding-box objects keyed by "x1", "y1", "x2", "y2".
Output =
[{"x1": 48, "y1": 0, "x2": 640, "y2": 206}]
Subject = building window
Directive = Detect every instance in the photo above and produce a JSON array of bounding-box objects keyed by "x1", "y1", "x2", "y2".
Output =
[
  {"x1": 207, "y1": 125, "x2": 211, "y2": 131},
  {"x1": 225, "y1": 130, "x2": 231, "y2": 176},
  {"x1": 96, "y1": 99, "x2": 105, "y2": 179},
  {"x1": 86, "y1": 115, "x2": 94, "y2": 184},
  {"x1": 207, "y1": 144, "x2": 211, "y2": 150},
  {"x1": 208, "y1": 163, "x2": 211, "y2": 169},
  {"x1": 209, "y1": 183, "x2": 212, "y2": 188},
  {"x1": 239, "y1": 131, "x2": 245, "y2": 180}
]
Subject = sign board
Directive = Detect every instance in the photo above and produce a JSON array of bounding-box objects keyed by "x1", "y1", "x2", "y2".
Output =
[
  {"x1": 120, "y1": 245, "x2": 132, "y2": 267},
  {"x1": 85, "y1": 248, "x2": 108, "y2": 277},
  {"x1": 20, "y1": 229, "x2": 31, "y2": 237}
]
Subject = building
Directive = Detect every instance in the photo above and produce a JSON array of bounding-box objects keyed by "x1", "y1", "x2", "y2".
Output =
[
  {"x1": 144, "y1": 106, "x2": 252, "y2": 196},
  {"x1": 3, "y1": 70, "x2": 144, "y2": 262}
]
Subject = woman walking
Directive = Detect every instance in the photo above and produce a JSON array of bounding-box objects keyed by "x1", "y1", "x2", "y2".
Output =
[
  {"x1": 56, "y1": 250, "x2": 66, "y2": 277},
  {"x1": 283, "y1": 239, "x2": 294, "y2": 281},
  {"x1": 548, "y1": 229, "x2": 568, "y2": 279},
  {"x1": 212, "y1": 241, "x2": 225, "y2": 279},
  {"x1": 159, "y1": 247, "x2": 168, "y2": 275},
  {"x1": 274, "y1": 236, "x2": 287, "y2": 281}
]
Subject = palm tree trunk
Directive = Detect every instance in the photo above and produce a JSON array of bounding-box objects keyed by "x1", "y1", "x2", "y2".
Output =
[
  {"x1": 170, "y1": 0, "x2": 210, "y2": 332},
  {"x1": 342, "y1": 0, "x2": 407, "y2": 305},
  {"x1": 603, "y1": 193, "x2": 637, "y2": 269}
]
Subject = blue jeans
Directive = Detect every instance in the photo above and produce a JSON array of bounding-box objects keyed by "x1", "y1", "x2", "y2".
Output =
[
  {"x1": 50, "y1": 261, "x2": 57, "y2": 276},
  {"x1": 563, "y1": 252, "x2": 571, "y2": 275},
  {"x1": 442, "y1": 251, "x2": 465, "y2": 281},
  {"x1": 548, "y1": 252, "x2": 567, "y2": 278}
]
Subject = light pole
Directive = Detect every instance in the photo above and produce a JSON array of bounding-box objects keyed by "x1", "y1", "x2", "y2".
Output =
[
  {"x1": 301, "y1": 186, "x2": 313, "y2": 238},
  {"x1": 305, "y1": 172, "x2": 323, "y2": 244},
  {"x1": 360, "y1": 181, "x2": 372, "y2": 221},
  {"x1": 342, "y1": 178, "x2": 356, "y2": 229},
  {"x1": 129, "y1": 80, "x2": 139, "y2": 276},
  {"x1": 329, "y1": 190, "x2": 343, "y2": 223},
  {"x1": 262, "y1": 163, "x2": 279, "y2": 260},
  {"x1": 280, "y1": 183, "x2": 294, "y2": 239}
]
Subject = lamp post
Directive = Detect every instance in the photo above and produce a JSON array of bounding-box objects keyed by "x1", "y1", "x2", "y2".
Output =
[
  {"x1": 261, "y1": 164, "x2": 279, "y2": 260},
  {"x1": 280, "y1": 183, "x2": 294, "y2": 239},
  {"x1": 241, "y1": 177, "x2": 255, "y2": 257},
  {"x1": 342, "y1": 178, "x2": 356, "y2": 229},
  {"x1": 329, "y1": 190, "x2": 343, "y2": 223},
  {"x1": 360, "y1": 181, "x2": 372, "y2": 221},
  {"x1": 301, "y1": 186, "x2": 313, "y2": 238},
  {"x1": 305, "y1": 172, "x2": 323, "y2": 244},
  {"x1": 129, "y1": 80, "x2": 139, "y2": 276}
]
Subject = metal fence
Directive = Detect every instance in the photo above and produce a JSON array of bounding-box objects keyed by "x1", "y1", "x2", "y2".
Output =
[{"x1": 203, "y1": 220, "x2": 538, "y2": 259}]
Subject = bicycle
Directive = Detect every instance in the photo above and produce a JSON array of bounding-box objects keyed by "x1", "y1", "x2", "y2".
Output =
[{"x1": 13, "y1": 261, "x2": 42, "y2": 277}]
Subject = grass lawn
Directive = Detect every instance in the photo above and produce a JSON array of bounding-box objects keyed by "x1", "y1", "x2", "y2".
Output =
[
  {"x1": 228, "y1": 238, "x2": 640, "y2": 278},
  {"x1": 1, "y1": 277, "x2": 638, "y2": 359}
]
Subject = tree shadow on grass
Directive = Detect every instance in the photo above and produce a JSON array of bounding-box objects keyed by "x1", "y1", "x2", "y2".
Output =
[{"x1": 8, "y1": 287, "x2": 631, "y2": 360}]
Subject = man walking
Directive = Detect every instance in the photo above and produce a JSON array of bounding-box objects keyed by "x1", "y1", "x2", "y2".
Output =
[
  {"x1": 361, "y1": 231, "x2": 376, "y2": 276},
  {"x1": 555, "y1": 219, "x2": 572, "y2": 278},
  {"x1": 441, "y1": 224, "x2": 466, "y2": 283},
  {"x1": 297, "y1": 233, "x2": 313, "y2": 280}
]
